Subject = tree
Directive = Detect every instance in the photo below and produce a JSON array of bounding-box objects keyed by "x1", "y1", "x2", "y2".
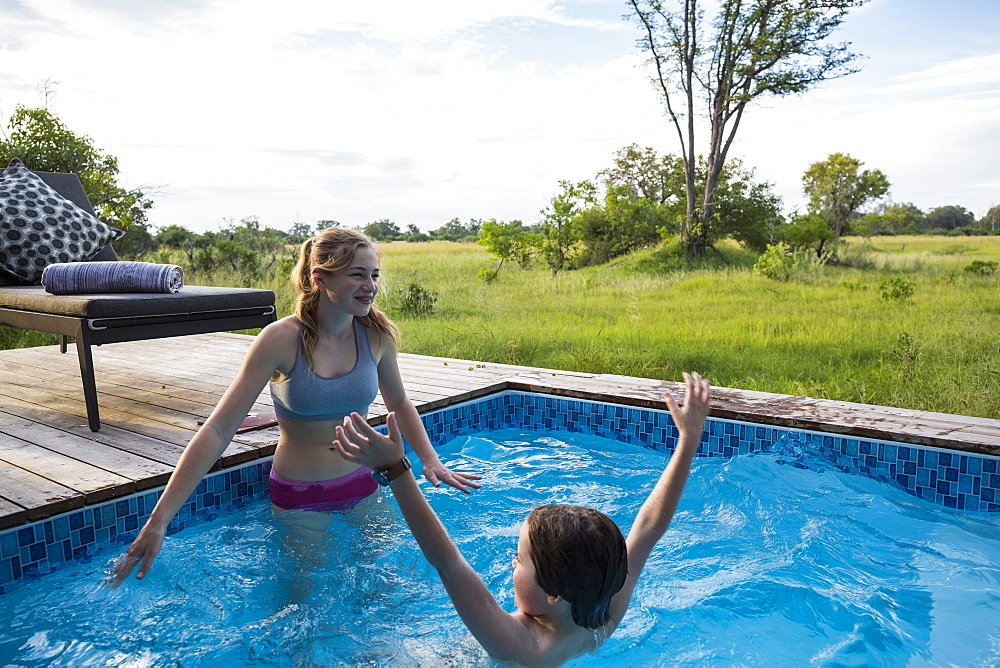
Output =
[
  {"x1": 709, "y1": 158, "x2": 782, "y2": 252},
  {"x1": 0, "y1": 106, "x2": 155, "y2": 258},
  {"x1": 599, "y1": 145, "x2": 781, "y2": 253},
  {"x1": 287, "y1": 220, "x2": 313, "y2": 243},
  {"x1": 923, "y1": 205, "x2": 975, "y2": 232},
  {"x1": 855, "y1": 202, "x2": 923, "y2": 237},
  {"x1": 191, "y1": 217, "x2": 288, "y2": 285},
  {"x1": 476, "y1": 219, "x2": 536, "y2": 280},
  {"x1": 628, "y1": 0, "x2": 867, "y2": 256},
  {"x1": 777, "y1": 211, "x2": 832, "y2": 252},
  {"x1": 154, "y1": 224, "x2": 199, "y2": 261},
  {"x1": 403, "y1": 223, "x2": 429, "y2": 242},
  {"x1": 429, "y1": 218, "x2": 482, "y2": 241},
  {"x1": 316, "y1": 220, "x2": 341, "y2": 232},
  {"x1": 801, "y1": 152, "x2": 889, "y2": 254},
  {"x1": 574, "y1": 183, "x2": 666, "y2": 266},
  {"x1": 363, "y1": 218, "x2": 401, "y2": 241},
  {"x1": 598, "y1": 143, "x2": 686, "y2": 206},
  {"x1": 537, "y1": 180, "x2": 597, "y2": 275},
  {"x1": 981, "y1": 205, "x2": 1000, "y2": 234}
]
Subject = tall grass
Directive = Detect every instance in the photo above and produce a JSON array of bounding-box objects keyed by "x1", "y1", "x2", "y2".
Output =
[{"x1": 2, "y1": 236, "x2": 997, "y2": 418}]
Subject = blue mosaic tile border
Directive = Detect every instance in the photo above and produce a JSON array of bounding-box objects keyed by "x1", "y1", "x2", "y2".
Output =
[
  {"x1": 0, "y1": 461, "x2": 271, "y2": 595},
  {"x1": 3, "y1": 390, "x2": 998, "y2": 595},
  {"x1": 418, "y1": 391, "x2": 1000, "y2": 513}
]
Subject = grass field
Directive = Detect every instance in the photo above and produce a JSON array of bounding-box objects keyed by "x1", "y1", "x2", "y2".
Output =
[
  {"x1": 2, "y1": 235, "x2": 998, "y2": 419},
  {"x1": 375, "y1": 236, "x2": 1000, "y2": 419}
]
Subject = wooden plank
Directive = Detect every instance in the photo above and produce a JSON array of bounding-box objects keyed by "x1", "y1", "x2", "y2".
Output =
[
  {"x1": 1, "y1": 367, "x2": 219, "y2": 419},
  {"x1": 89, "y1": 336, "x2": 251, "y2": 364},
  {"x1": 0, "y1": 496, "x2": 27, "y2": 531},
  {"x1": 0, "y1": 461, "x2": 85, "y2": 521},
  {"x1": 0, "y1": 380, "x2": 199, "y2": 444},
  {"x1": 0, "y1": 375, "x2": 205, "y2": 429},
  {"x1": 0, "y1": 399, "x2": 185, "y2": 472},
  {"x1": 0, "y1": 353, "x2": 235, "y2": 407},
  {"x1": 0, "y1": 413, "x2": 174, "y2": 488},
  {"x1": 0, "y1": 431, "x2": 134, "y2": 503},
  {"x1": 12, "y1": 345, "x2": 244, "y2": 388}
]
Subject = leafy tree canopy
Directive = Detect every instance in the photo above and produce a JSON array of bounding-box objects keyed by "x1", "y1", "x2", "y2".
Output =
[
  {"x1": 476, "y1": 219, "x2": 534, "y2": 281},
  {"x1": 855, "y1": 202, "x2": 924, "y2": 237},
  {"x1": 363, "y1": 218, "x2": 401, "y2": 241},
  {"x1": 923, "y1": 205, "x2": 975, "y2": 231},
  {"x1": 0, "y1": 106, "x2": 154, "y2": 258},
  {"x1": 628, "y1": 0, "x2": 867, "y2": 256},
  {"x1": 801, "y1": 152, "x2": 889, "y2": 252},
  {"x1": 981, "y1": 205, "x2": 1000, "y2": 233},
  {"x1": 429, "y1": 218, "x2": 482, "y2": 241},
  {"x1": 599, "y1": 145, "x2": 781, "y2": 254}
]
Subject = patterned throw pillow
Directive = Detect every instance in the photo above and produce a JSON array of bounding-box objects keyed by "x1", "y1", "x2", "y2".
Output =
[{"x1": 0, "y1": 158, "x2": 124, "y2": 284}]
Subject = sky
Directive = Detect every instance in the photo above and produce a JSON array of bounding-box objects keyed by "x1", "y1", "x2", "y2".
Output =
[{"x1": 1, "y1": 0, "x2": 998, "y2": 234}]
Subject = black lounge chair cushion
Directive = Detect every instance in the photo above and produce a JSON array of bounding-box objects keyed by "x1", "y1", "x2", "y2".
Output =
[{"x1": 0, "y1": 284, "x2": 274, "y2": 320}]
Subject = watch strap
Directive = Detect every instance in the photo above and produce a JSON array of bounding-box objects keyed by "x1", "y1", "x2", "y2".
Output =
[{"x1": 374, "y1": 455, "x2": 411, "y2": 485}]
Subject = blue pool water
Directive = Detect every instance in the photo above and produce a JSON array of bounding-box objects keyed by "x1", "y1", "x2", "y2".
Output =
[{"x1": 1, "y1": 427, "x2": 998, "y2": 666}]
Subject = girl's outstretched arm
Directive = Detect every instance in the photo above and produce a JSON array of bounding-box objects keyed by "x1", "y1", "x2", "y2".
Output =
[
  {"x1": 374, "y1": 337, "x2": 482, "y2": 494},
  {"x1": 109, "y1": 322, "x2": 289, "y2": 588},
  {"x1": 607, "y1": 372, "x2": 711, "y2": 630},
  {"x1": 333, "y1": 413, "x2": 527, "y2": 664}
]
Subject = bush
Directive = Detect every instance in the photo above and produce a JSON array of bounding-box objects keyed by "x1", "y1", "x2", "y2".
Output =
[
  {"x1": 964, "y1": 260, "x2": 998, "y2": 276},
  {"x1": 840, "y1": 276, "x2": 865, "y2": 291},
  {"x1": 878, "y1": 277, "x2": 915, "y2": 301},
  {"x1": 477, "y1": 267, "x2": 499, "y2": 283},
  {"x1": 752, "y1": 244, "x2": 821, "y2": 282},
  {"x1": 394, "y1": 277, "x2": 438, "y2": 317}
]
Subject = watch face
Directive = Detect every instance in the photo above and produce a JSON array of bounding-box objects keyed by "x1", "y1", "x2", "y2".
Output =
[{"x1": 372, "y1": 470, "x2": 390, "y2": 487}]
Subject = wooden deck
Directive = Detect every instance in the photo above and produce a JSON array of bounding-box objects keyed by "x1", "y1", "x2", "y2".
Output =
[{"x1": 1, "y1": 332, "x2": 998, "y2": 531}]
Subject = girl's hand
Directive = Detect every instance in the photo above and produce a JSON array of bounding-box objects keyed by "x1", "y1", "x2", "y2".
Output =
[
  {"x1": 106, "y1": 524, "x2": 166, "y2": 590},
  {"x1": 421, "y1": 460, "x2": 482, "y2": 494}
]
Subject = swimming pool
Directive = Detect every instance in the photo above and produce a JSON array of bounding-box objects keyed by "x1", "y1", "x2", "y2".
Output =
[{"x1": 1, "y1": 391, "x2": 999, "y2": 663}]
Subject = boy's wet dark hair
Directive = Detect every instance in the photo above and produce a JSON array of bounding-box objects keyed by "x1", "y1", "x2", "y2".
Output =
[{"x1": 526, "y1": 504, "x2": 628, "y2": 629}]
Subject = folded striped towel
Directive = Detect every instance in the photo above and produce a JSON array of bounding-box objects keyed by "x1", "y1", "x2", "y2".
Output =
[{"x1": 41, "y1": 261, "x2": 185, "y2": 295}]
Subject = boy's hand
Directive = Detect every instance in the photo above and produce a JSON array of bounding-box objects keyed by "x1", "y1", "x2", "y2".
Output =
[
  {"x1": 333, "y1": 411, "x2": 406, "y2": 471},
  {"x1": 663, "y1": 372, "x2": 711, "y2": 439}
]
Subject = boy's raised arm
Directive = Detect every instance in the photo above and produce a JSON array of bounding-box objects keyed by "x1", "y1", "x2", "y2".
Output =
[
  {"x1": 608, "y1": 372, "x2": 711, "y2": 629},
  {"x1": 332, "y1": 413, "x2": 529, "y2": 664}
]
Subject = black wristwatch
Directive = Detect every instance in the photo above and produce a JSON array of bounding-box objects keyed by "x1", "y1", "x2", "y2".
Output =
[{"x1": 372, "y1": 456, "x2": 411, "y2": 486}]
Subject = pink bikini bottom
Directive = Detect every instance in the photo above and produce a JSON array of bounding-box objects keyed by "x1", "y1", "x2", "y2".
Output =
[{"x1": 269, "y1": 467, "x2": 378, "y2": 512}]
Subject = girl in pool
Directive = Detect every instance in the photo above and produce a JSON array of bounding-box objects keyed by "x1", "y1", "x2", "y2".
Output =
[
  {"x1": 111, "y1": 227, "x2": 481, "y2": 587},
  {"x1": 333, "y1": 371, "x2": 711, "y2": 666}
]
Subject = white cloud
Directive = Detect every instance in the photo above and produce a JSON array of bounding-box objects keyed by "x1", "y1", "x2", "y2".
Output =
[{"x1": 2, "y1": 0, "x2": 998, "y2": 233}]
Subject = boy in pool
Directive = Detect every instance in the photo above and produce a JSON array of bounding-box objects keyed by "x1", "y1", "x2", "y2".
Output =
[{"x1": 333, "y1": 371, "x2": 711, "y2": 666}]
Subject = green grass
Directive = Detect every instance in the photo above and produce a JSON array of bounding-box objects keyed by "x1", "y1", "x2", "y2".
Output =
[
  {"x1": 376, "y1": 237, "x2": 1000, "y2": 419},
  {"x1": 3, "y1": 236, "x2": 998, "y2": 418}
]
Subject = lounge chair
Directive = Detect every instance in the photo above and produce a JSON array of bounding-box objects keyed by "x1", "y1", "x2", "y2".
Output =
[{"x1": 0, "y1": 169, "x2": 277, "y2": 431}]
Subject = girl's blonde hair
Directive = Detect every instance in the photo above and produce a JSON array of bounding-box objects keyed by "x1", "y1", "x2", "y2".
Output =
[{"x1": 292, "y1": 227, "x2": 400, "y2": 370}]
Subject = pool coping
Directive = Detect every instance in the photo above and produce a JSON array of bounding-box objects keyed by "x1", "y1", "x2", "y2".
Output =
[{"x1": 382, "y1": 365, "x2": 1000, "y2": 458}]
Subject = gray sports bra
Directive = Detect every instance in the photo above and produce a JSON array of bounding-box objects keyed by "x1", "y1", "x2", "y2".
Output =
[{"x1": 269, "y1": 318, "x2": 379, "y2": 422}]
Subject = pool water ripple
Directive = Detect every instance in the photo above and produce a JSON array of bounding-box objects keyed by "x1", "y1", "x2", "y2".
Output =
[{"x1": 1, "y1": 428, "x2": 999, "y2": 666}]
